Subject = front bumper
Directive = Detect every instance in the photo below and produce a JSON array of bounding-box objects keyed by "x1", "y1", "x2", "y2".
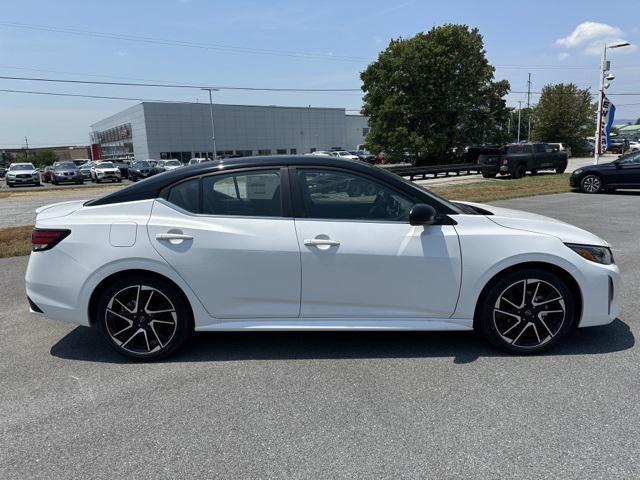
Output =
[
  {"x1": 7, "y1": 176, "x2": 39, "y2": 185},
  {"x1": 569, "y1": 173, "x2": 579, "y2": 188},
  {"x1": 575, "y1": 261, "x2": 620, "y2": 328}
]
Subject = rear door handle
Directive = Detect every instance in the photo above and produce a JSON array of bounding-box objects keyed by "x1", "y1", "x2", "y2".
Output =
[
  {"x1": 304, "y1": 238, "x2": 340, "y2": 247},
  {"x1": 156, "y1": 232, "x2": 193, "y2": 244}
]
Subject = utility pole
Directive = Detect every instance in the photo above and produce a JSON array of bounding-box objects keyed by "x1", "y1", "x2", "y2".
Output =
[
  {"x1": 526, "y1": 73, "x2": 532, "y2": 141},
  {"x1": 200, "y1": 88, "x2": 219, "y2": 160},
  {"x1": 517, "y1": 101, "x2": 523, "y2": 143},
  {"x1": 24, "y1": 136, "x2": 29, "y2": 160}
]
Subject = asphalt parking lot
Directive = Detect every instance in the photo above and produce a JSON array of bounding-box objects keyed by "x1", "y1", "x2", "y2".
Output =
[{"x1": 1, "y1": 191, "x2": 638, "y2": 479}]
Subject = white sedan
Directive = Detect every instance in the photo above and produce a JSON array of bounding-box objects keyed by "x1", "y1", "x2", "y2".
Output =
[{"x1": 26, "y1": 156, "x2": 620, "y2": 360}]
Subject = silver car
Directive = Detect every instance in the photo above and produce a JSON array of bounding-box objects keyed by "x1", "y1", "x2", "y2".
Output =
[{"x1": 51, "y1": 162, "x2": 84, "y2": 185}]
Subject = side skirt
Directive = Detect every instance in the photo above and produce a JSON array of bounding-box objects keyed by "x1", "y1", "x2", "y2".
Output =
[{"x1": 195, "y1": 318, "x2": 474, "y2": 332}]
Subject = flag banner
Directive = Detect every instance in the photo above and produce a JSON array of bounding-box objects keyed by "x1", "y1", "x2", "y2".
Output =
[{"x1": 599, "y1": 95, "x2": 616, "y2": 155}]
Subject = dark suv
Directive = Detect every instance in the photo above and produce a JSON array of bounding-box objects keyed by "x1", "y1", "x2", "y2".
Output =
[
  {"x1": 478, "y1": 143, "x2": 568, "y2": 179},
  {"x1": 51, "y1": 162, "x2": 83, "y2": 185}
]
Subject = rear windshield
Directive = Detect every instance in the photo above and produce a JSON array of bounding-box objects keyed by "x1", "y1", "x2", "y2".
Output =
[
  {"x1": 165, "y1": 160, "x2": 181, "y2": 166},
  {"x1": 98, "y1": 162, "x2": 115, "y2": 168}
]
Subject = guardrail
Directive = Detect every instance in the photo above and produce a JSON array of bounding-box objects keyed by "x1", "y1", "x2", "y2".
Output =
[{"x1": 382, "y1": 163, "x2": 489, "y2": 181}]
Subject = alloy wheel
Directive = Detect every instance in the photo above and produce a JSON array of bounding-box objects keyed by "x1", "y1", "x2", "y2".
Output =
[
  {"x1": 105, "y1": 285, "x2": 178, "y2": 355},
  {"x1": 581, "y1": 175, "x2": 601, "y2": 193},
  {"x1": 493, "y1": 278, "x2": 566, "y2": 349}
]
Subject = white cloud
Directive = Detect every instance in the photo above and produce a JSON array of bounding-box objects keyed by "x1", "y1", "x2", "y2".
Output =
[
  {"x1": 116, "y1": 51, "x2": 129, "y2": 57},
  {"x1": 555, "y1": 22, "x2": 634, "y2": 56},
  {"x1": 557, "y1": 52, "x2": 569, "y2": 61}
]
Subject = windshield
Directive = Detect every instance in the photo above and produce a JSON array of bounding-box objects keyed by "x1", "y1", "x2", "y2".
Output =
[
  {"x1": 9, "y1": 163, "x2": 35, "y2": 171},
  {"x1": 165, "y1": 160, "x2": 181, "y2": 166},
  {"x1": 97, "y1": 162, "x2": 115, "y2": 168},
  {"x1": 133, "y1": 161, "x2": 150, "y2": 168},
  {"x1": 55, "y1": 162, "x2": 77, "y2": 170}
]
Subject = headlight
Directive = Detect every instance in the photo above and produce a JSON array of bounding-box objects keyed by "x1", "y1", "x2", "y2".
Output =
[
  {"x1": 565, "y1": 243, "x2": 614, "y2": 265},
  {"x1": 573, "y1": 169, "x2": 583, "y2": 175}
]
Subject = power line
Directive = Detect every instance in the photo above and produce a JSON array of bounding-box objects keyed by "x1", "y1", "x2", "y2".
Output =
[
  {"x1": 0, "y1": 88, "x2": 192, "y2": 103},
  {"x1": 0, "y1": 22, "x2": 369, "y2": 63},
  {"x1": 0, "y1": 75, "x2": 362, "y2": 92}
]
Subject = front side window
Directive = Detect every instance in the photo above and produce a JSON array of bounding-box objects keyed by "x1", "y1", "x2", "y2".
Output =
[
  {"x1": 620, "y1": 151, "x2": 640, "y2": 165},
  {"x1": 202, "y1": 170, "x2": 282, "y2": 217},
  {"x1": 297, "y1": 169, "x2": 414, "y2": 221}
]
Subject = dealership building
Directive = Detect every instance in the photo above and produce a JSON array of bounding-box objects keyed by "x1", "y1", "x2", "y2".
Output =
[{"x1": 90, "y1": 102, "x2": 369, "y2": 162}]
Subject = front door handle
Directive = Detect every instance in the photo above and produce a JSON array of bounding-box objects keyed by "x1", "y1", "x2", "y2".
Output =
[
  {"x1": 156, "y1": 232, "x2": 193, "y2": 245},
  {"x1": 304, "y1": 238, "x2": 340, "y2": 247}
]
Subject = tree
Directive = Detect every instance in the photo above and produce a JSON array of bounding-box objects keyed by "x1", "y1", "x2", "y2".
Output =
[
  {"x1": 531, "y1": 83, "x2": 596, "y2": 152},
  {"x1": 360, "y1": 24, "x2": 510, "y2": 164},
  {"x1": 636, "y1": 117, "x2": 640, "y2": 125},
  {"x1": 16, "y1": 150, "x2": 58, "y2": 167},
  {"x1": 506, "y1": 107, "x2": 534, "y2": 142}
]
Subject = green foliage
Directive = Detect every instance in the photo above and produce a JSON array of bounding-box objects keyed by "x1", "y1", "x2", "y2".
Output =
[
  {"x1": 360, "y1": 24, "x2": 510, "y2": 165},
  {"x1": 16, "y1": 150, "x2": 58, "y2": 167},
  {"x1": 531, "y1": 83, "x2": 596, "y2": 152},
  {"x1": 506, "y1": 107, "x2": 534, "y2": 142},
  {"x1": 636, "y1": 117, "x2": 640, "y2": 125}
]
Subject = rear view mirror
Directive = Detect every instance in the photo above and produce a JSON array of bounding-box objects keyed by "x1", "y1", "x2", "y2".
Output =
[{"x1": 409, "y1": 204, "x2": 437, "y2": 226}]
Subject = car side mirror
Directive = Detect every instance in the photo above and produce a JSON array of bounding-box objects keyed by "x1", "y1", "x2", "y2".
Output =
[{"x1": 409, "y1": 204, "x2": 438, "y2": 226}]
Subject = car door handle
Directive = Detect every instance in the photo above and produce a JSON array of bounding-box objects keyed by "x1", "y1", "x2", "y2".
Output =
[
  {"x1": 156, "y1": 232, "x2": 193, "y2": 244},
  {"x1": 304, "y1": 238, "x2": 340, "y2": 247}
]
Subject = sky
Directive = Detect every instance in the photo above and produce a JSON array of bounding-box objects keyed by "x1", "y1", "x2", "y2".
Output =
[{"x1": 1, "y1": 0, "x2": 639, "y2": 148}]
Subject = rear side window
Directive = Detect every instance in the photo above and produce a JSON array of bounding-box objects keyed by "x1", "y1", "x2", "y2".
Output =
[
  {"x1": 167, "y1": 179, "x2": 199, "y2": 212},
  {"x1": 202, "y1": 170, "x2": 282, "y2": 217},
  {"x1": 506, "y1": 145, "x2": 532, "y2": 154}
]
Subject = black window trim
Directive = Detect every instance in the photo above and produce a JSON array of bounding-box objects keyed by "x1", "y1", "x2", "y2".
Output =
[
  {"x1": 160, "y1": 166, "x2": 293, "y2": 218},
  {"x1": 289, "y1": 165, "x2": 453, "y2": 224}
]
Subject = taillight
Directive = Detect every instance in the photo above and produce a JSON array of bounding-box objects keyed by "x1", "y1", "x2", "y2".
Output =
[
  {"x1": 501, "y1": 155, "x2": 508, "y2": 165},
  {"x1": 31, "y1": 228, "x2": 71, "y2": 252}
]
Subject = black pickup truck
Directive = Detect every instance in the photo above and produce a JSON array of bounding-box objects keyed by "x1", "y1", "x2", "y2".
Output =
[{"x1": 478, "y1": 143, "x2": 568, "y2": 179}]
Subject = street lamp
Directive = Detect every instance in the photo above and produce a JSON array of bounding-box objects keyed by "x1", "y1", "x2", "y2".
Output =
[
  {"x1": 594, "y1": 41, "x2": 630, "y2": 164},
  {"x1": 201, "y1": 88, "x2": 219, "y2": 160}
]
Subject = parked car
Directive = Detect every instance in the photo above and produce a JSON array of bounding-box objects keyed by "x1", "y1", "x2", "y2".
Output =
[
  {"x1": 628, "y1": 140, "x2": 640, "y2": 152},
  {"x1": 188, "y1": 158, "x2": 210, "y2": 166},
  {"x1": 90, "y1": 161, "x2": 122, "y2": 183},
  {"x1": 478, "y1": 143, "x2": 568, "y2": 179},
  {"x1": 42, "y1": 166, "x2": 54, "y2": 183},
  {"x1": 548, "y1": 143, "x2": 572, "y2": 158},
  {"x1": 78, "y1": 162, "x2": 96, "y2": 180},
  {"x1": 156, "y1": 159, "x2": 183, "y2": 172},
  {"x1": 25, "y1": 155, "x2": 619, "y2": 360},
  {"x1": 51, "y1": 161, "x2": 83, "y2": 185},
  {"x1": 73, "y1": 159, "x2": 91, "y2": 167},
  {"x1": 128, "y1": 161, "x2": 156, "y2": 182},
  {"x1": 570, "y1": 150, "x2": 640, "y2": 193},
  {"x1": 607, "y1": 138, "x2": 625, "y2": 154},
  {"x1": 304, "y1": 151, "x2": 332, "y2": 157},
  {"x1": 113, "y1": 159, "x2": 131, "y2": 177},
  {"x1": 349, "y1": 150, "x2": 375, "y2": 163},
  {"x1": 328, "y1": 150, "x2": 360, "y2": 160},
  {"x1": 5, "y1": 162, "x2": 41, "y2": 187},
  {"x1": 0, "y1": 166, "x2": 6, "y2": 178}
]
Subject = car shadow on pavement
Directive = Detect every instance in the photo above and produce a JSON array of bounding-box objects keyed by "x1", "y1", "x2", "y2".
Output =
[{"x1": 50, "y1": 318, "x2": 634, "y2": 365}]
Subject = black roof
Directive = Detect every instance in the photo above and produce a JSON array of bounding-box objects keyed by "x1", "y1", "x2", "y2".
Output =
[
  {"x1": 87, "y1": 155, "x2": 387, "y2": 207},
  {"x1": 86, "y1": 155, "x2": 459, "y2": 214}
]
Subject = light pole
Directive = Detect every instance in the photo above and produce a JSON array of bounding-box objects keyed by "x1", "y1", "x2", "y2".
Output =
[
  {"x1": 517, "y1": 101, "x2": 523, "y2": 143},
  {"x1": 201, "y1": 88, "x2": 219, "y2": 160},
  {"x1": 594, "y1": 41, "x2": 630, "y2": 164}
]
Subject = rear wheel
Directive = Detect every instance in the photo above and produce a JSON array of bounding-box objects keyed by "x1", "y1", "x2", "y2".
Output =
[
  {"x1": 482, "y1": 171, "x2": 496, "y2": 178},
  {"x1": 580, "y1": 174, "x2": 602, "y2": 193},
  {"x1": 530, "y1": 169, "x2": 538, "y2": 176},
  {"x1": 97, "y1": 276, "x2": 192, "y2": 360},
  {"x1": 478, "y1": 269, "x2": 575, "y2": 354},
  {"x1": 556, "y1": 162, "x2": 567, "y2": 174},
  {"x1": 512, "y1": 164, "x2": 526, "y2": 179}
]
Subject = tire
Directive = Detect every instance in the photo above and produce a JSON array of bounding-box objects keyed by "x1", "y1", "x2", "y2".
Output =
[
  {"x1": 482, "y1": 171, "x2": 496, "y2": 178},
  {"x1": 530, "y1": 169, "x2": 538, "y2": 176},
  {"x1": 478, "y1": 268, "x2": 575, "y2": 354},
  {"x1": 35, "y1": 182, "x2": 41, "y2": 187},
  {"x1": 96, "y1": 275, "x2": 192, "y2": 361},
  {"x1": 512, "y1": 164, "x2": 526, "y2": 179},
  {"x1": 580, "y1": 174, "x2": 602, "y2": 194},
  {"x1": 556, "y1": 163, "x2": 567, "y2": 174},
  {"x1": 117, "y1": 178, "x2": 122, "y2": 183}
]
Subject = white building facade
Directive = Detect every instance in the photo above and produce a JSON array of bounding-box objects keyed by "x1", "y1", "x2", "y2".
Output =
[{"x1": 90, "y1": 102, "x2": 369, "y2": 162}]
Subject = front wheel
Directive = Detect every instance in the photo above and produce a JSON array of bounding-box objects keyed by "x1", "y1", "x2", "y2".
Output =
[
  {"x1": 482, "y1": 171, "x2": 496, "y2": 178},
  {"x1": 580, "y1": 174, "x2": 602, "y2": 193},
  {"x1": 96, "y1": 276, "x2": 192, "y2": 360},
  {"x1": 478, "y1": 269, "x2": 575, "y2": 354},
  {"x1": 556, "y1": 163, "x2": 567, "y2": 174}
]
